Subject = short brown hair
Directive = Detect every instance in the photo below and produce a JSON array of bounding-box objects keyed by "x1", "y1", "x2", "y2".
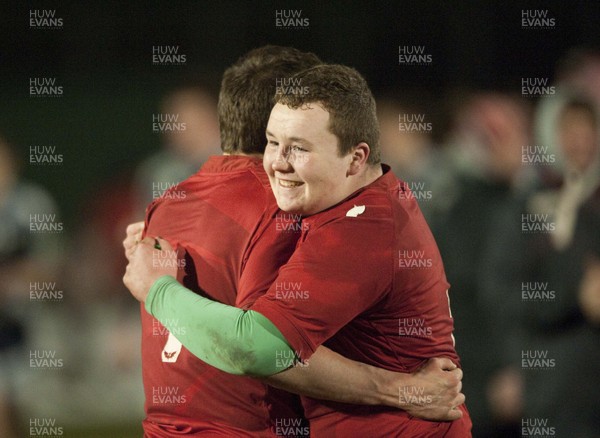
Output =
[
  {"x1": 274, "y1": 64, "x2": 381, "y2": 164},
  {"x1": 218, "y1": 46, "x2": 321, "y2": 154}
]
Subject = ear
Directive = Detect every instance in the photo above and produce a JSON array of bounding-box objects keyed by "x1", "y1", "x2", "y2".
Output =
[{"x1": 347, "y1": 142, "x2": 370, "y2": 176}]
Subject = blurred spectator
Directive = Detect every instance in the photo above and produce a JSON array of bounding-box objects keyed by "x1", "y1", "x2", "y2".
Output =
[
  {"x1": 377, "y1": 92, "x2": 450, "y2": 222},
  {"x1": 535, "y1": 48, "x2": 600, "y2": 172},
  {"x1": 135, "y1": 84, "x2": 220, "y2": 213},
  {"x1": 0, "y1": 136, "x2": 62, "y2": 437},
  {"x1": 16, "y1": 82, "x2": 221, "y2": 432},
  {"x1": 433, "y1": 92, "x2": 535, "y2": 437},
  {"x1": 14, "y1": 163, "x2": 144, "y2": 433},
  {"x1": 521, "y1": 95, "x2": 600, "y2": 437}
]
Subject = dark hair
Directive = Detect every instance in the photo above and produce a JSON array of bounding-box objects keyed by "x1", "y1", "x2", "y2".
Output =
[
  {"x1": 274, "y1": 64, "x2": 381, "y2": 164},
  {"x1": 218, "y1": 46, "x2": 321, "y2": 154}
]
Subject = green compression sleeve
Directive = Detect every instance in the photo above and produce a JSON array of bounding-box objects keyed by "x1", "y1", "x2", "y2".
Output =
[{"x1": 145, "y1": 275, "x2": 295, "y2": 376}]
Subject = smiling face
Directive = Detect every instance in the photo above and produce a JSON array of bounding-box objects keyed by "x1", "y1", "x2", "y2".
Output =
[{"x1": 264, "y1": 103, "x2": 356, "y2": 216}]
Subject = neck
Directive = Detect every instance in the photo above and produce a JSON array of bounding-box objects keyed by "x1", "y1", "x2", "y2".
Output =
[{"x1": 350, "y1": 163, "x2": 384, "y2": 192}]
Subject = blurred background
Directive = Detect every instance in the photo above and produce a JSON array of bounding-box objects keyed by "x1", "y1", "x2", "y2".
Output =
[{"x1": 1, "y1": 1, "x2": 599, "y2": 437}]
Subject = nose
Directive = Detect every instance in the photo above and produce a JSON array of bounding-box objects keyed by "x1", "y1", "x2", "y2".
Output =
[{"x1": 271, "y1": 145, "x2": 293, "y2": 173}]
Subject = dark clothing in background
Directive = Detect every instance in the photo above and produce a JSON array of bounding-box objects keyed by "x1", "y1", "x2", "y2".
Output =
[
  {"x1": 522, "y1": 187, "x2": 600, "y2": 438},
  {"x1": 434, "y1": 174, "x2": 529, "y2": 438}
]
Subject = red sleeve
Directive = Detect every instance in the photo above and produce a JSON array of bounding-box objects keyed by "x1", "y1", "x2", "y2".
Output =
[
  {"x1": 249, "y1": 217, "x2": 394, "y2": 361},
  {"x1": 236, "y1": 209, "x2": 301, "y2": 309}
]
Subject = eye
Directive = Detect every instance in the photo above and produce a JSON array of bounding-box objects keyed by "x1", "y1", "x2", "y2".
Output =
[
  {"x1": 267, "y1": 140, "x2": 279, "y2": 147},
  {"x1": 291, "y1": 145, "x2": 306, "y2": 152}
]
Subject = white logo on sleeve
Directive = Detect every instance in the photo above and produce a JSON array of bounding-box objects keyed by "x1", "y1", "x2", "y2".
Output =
[
  {"x1": 346, "y1": 205, "x2": 366, "y2": 217},
  {"x1": 162, "y1": 331, "x2": 183, "y2": 363}
]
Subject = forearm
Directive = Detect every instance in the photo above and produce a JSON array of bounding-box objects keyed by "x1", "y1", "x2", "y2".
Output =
[
  {"x1": 146, "y1": 275, "x2": 295, "y2": 376},
  {"x1": 268, "y1": 353, "x2": 468, "y2": 421},
  {"x1": 264, "y1": 346, "x2": 406, "y2": 408}
]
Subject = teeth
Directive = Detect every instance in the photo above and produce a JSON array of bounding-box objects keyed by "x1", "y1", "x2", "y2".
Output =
[{"x1": 279, "y1": 179, "x2": 303, "y2": 188}]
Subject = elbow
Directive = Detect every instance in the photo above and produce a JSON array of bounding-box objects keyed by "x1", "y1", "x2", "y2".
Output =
[
  {"x1": 234, "y1": 349, "x2": 275, "y2": 377},
  {"x1": 213, "y1": 342, "x2": 273, "y2": 377}
]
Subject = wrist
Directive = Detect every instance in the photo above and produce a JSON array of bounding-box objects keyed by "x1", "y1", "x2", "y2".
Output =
[
  {"x1": 373, "y1": 366, "x2": 412, "y2": 408},
  {"x1": 145, "y1": 275, "x2": 177, "y2": 314},
  {"x1": 394, "y1": 371, "x2": 415, "y2": 409}
]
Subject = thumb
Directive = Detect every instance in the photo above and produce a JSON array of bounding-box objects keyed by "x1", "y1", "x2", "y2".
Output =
[
  {"x1": 445, "y1": 407, "x2": 464, "y2": 421},
  {"x1": 154, "y1": 236, "x2": 173, "y2": 252}
]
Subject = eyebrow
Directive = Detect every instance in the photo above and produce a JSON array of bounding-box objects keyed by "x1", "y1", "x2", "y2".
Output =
[{"x1": 266, "y1": 130, "x2": 313, "y2": 146}]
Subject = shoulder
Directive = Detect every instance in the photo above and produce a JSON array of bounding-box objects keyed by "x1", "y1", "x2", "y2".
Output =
[{"x1": 297, "y1": 187, "x2": 396, "y2": 270}]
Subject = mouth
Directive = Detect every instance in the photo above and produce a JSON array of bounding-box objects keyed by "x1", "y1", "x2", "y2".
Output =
[{"x1": 278, "y1": 179, "x2": 304, "y2": 188}]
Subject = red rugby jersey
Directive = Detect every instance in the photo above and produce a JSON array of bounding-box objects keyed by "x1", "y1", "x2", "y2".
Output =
[
  {"x1": 140, "y1": 155, "x2": 305, "y2": 437},
  {"x1": 249, "y1": 167, "x2": 471, "y2": 437}
]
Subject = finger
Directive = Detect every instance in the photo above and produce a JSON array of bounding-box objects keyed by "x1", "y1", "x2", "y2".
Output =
[
  {"x1": 125, "y1": 238, "x2": 143, "y2": 256},
  {"x1": 435, "y1": 357, "x2": 457, "y2": 371},
  {"x1": 126, "y1": 237, "x2": 154, "y2": 259},
  {"x1": 452, "y1": 367, "x2": 463, "y2": 381},
  {"x1": 126, "y1": 221, "x2": 145, "y2": 237},
  {"x1": 444, "y1": 407, "x2": 463, "y2": 421},
  {"x1": 125, "y1": 244, "x2": 138, "y2": 260},
  {"x1": 123, "y1": 231, "x2": 135, "y2": 247},
  {"x1": 123, "y1": 235, "x2": 139, "y2": 251},
  {"x1": 445, "y1": 368, "x2": 463, "y2": 386},
  {"x1": 123, "y1": 223, "x2": 144, "y2": 246},
  {"x1": 139, "y1": 237, "x2": 156, "y2": 246},
  {"x1": 456, "y1": 379, "x2": 462, "y2": 394},
  {"x1": 155, "y1": 236, "x2": 173, "y2": 252},
  {"x1": 125, "y1": 229, "x2": 144, "y2": 247}
]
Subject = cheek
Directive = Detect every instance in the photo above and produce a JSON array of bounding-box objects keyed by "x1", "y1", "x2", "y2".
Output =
[
  {"x1": 307, "y1": 172, "x2": 342, "y2": 199},
  {"x1": 298, "y1": 155, "x2": 347, "y2": 191}
]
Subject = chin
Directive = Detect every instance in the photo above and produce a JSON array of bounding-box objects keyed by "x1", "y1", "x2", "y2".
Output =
[
  {"x1": 278, "y1": 204, "x2": 301, "y2": 214},
  {"x1": 276, "y1": 200, "x2": 303, "y2": 215}
]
